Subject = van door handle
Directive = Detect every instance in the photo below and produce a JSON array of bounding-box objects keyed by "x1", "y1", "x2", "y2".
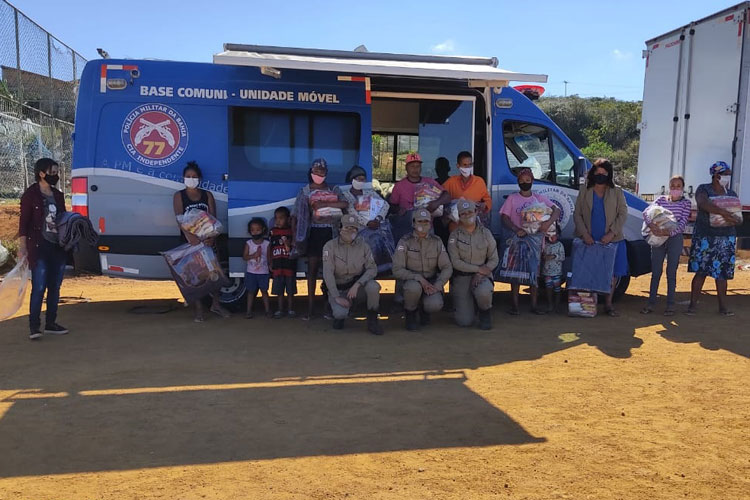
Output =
[{"x1": 222, "y1": 173, "x2": 229, "y2": 181}]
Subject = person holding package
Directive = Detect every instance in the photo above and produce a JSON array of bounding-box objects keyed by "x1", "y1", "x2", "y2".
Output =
[
  {"x1": 392, "y1": 208, "x2": 453, "y2": 331},
  {"x1": 269, "y1": 206, "x2": 297, "y2": 318},
  {"x1": 687, "y1": 161, "x2": 742, "y2": 316},
  {"x1": 447, "y1": 200, "x2": 498, "y2": 330},
  {"x1": 641, "y1": 175, "x2": 691, "y2": 316},
  {"x1": 18, "y1": 158, "x2": 69, "y2": 340},
  {"x1": 322, "y1": 214, "x2": 383, "y2": 335},
  {"x1": 388, "y1": 153, "x2": 451, "y2": 243},
  {"x1": 291, "y1": 158, "x2": 349, "y2": 320},
  {"x1": 172, "y1": 161, "x2": 230, "y2": 322},
  {"x1": 243, "y1": 217, "x2": 271, "y2": 319},
  {"x1": 442, "y1": 151, "x2": 492, "y2": 215},
  {"x1": 573, "y1": 158, "x2": 629, "y2": 317},
  {"x1": 542, "y1": 223, "x2": 565, "y2": 313},
  {"x1": 500, "y1": 167, "x2": 560, "y2": 315}
]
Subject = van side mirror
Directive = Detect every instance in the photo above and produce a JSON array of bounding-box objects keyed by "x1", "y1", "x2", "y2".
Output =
[{"x1": 577, "y1": 156, "x2": 587, "y2": 185}]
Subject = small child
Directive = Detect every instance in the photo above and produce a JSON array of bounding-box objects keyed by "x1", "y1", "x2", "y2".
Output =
[
  {"x1": 542, "y1": 223, "x2": 565, "y2": 313},
  {"x1": 269, "y1": 206, "x2": 297, "y2": 318},
  {"x1": 243, "y1": 217, "x2": 271, "y2": 318}
]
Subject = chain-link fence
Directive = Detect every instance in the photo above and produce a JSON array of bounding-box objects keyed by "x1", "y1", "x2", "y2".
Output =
[{"x1": 0, "y1": 0, "x2": 87, "y2": 198}]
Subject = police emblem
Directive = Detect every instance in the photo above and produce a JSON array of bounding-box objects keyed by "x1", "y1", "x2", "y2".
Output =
[{"x1": 121, "y1": 104, "x2": 188, "y2": 167}]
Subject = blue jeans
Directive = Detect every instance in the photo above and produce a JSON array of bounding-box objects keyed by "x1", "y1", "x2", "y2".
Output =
[{"x1": 29, "y1": 243, "x2": 67, "y2": 331}]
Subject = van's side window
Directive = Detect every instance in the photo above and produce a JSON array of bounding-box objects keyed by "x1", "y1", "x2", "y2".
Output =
[
  {"x1": 503, "y1": 121, "x2": 578, "y2": 189},
  {"x1": 230, "y1": 108, "x2": 360, "y2": 183}
]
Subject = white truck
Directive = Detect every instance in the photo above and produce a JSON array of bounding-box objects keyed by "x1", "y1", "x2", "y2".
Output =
[{"x1": 637, "y1": 1, "x2": 749, "y2": 236}]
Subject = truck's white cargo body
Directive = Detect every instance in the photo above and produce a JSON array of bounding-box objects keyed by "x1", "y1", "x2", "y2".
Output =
[{"x1": 637, "y1": 2, "x2": 750, "y2": 224}]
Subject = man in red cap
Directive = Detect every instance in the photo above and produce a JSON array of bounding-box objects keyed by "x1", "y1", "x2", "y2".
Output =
[{"x1": 389, "y1": 153, "x2": 451, "y2": 216}]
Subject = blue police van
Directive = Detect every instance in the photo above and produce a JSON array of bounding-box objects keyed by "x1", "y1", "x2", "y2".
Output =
[{"x1": 71, "y1": 44, "x2": 649, "y2": 307}]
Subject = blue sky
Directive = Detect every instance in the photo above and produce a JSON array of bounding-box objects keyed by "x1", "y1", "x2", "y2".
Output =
[{"x1": 9, "y1": 0, "x2": 738, "y2": 100}]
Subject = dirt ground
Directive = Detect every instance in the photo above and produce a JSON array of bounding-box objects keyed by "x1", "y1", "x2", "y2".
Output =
[{"x1": 0, "y1": 265, "x2": 748, "y2": 500}]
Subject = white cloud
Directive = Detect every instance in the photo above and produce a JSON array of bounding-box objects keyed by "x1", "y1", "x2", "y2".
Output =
[
  {"x1": 612, "y1": 49, "x2": 633, "y2": 61},
  {"x1": 432, "y1": 39, "x2": 456, "y2": 54}
]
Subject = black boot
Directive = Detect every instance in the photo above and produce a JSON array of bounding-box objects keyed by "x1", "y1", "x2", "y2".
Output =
[
  {"x1": 420, "y1": 306, "x2": 431, "y2": 326},
  {"x1": 333, "y1": 318, "x2": 345, "y2": 330},
  {"x1": 367, "y1": 310, "x2": 384, "y2": 335},
  {"x1": 478, "y1": 308, "x2": 492, "y2": 330},
  {"x1": 405, "y1": 309, "x2": 419, "y2": 331}
]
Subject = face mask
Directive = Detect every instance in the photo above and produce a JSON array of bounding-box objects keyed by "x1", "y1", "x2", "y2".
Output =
[
  {"x1": 43, "y1": 174, "x2": 59, "y2": 186},
  {"x1": 184, "y1": 177, "x2": 200, "y2": 189},
  {"x1": 414, "y1": 223, "x2": 431, "y2": 235},
  {"x1": 719, "y1": 176, "x2": 731, "y2": 189},
  {"x1": 311, "y1": 173, "x2": 326, "y2": 184},
  {"x1": 459, "y1": 167, "x2": 473, "y2": 178},
  {"x1": 459, "y1": 215, "x2": 477, "y2": 226},
  {"x1": 669, "y1": 189, "x2": 683, "y2": 199},
  {"x1": 351, "y1": 179, "x2": 369, "y2": 190},
  {"x1": 251, "y1": 233, "x2": 264, "y2": 241},
  {"x1": 340, "y1": 229, "x2": 357, "y2": 243},
  {"x1": 518, "y1": 182, "x2": 532, "y2": 192},
  {"x1": 594, "y1": 174, "x2": 609, "y2": 185}
]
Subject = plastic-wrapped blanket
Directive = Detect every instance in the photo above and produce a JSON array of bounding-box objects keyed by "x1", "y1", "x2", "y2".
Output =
[
  {"x1": 57, "y1": 211, "x2": 99, "y2": 252},
  {"x1": 641, "y1": 204, "x2": 678, "y2": 246},
  {"x1": 0, "y1": 257, "x2": 31, "y2": 321},
  {"x1": 521, "y1": 202, "x2": 552, "y2": 234},
  {"x1": 293, "y1": 193, "x2": 310, "y2": 258},
  {"x1": 0, "y1": 242, "x2": 8, "y2": 267},
  {"x1": 495, "y1": 233, "x2": 543, "y2": 286},
  {"x1": 414, "y1": 182, "x2": 444, "y2": 217},
  {"x1": 568, "y1": 238, "x2": 617, "y2": 294},
  {"x1": 162, "y1": 243, "x2": 229, "y2": 303},
  {"x1": 359, "y1": 220, "x2": 395, "y2": 274},
  {"x1": 176, "y1": 208, "x2": 223, "y2": 240},
  {"x1": 709, "y1": 196, "x2": 742, "y2": 227}
]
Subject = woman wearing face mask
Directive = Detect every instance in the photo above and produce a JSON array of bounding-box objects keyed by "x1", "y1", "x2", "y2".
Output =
[
  {"x1": 500, "y1": 167, "x2": 560, "y2": 315},
  {"x1": 172, "y1": 161, "x2": 230, "y2": 321},
  {"x1": 687, "y1": 161, "x2": 742, "y2": 316},
  {"x1": 291, "y1": 158, "x2": 349, "y2": 320},
  {"x1": 573, "y1": 158, "x2": 628, "y2": 317},
  {"x1": 641, "y1": 175, "x2": 691, "y2": 316},
  {"x1": 341, "y1": 166, "x2": 394, "y2": 273},
  {"x1": 18, "y1": 158, "x2": 69, "y2": 340}
]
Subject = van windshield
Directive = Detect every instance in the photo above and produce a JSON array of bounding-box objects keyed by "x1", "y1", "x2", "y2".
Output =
[{"x1": 229, "y1": 108, "x2": 361, "y2": 184}]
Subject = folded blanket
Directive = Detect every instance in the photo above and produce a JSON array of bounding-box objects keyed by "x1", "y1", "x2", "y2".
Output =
[{"x1": 57, "y1": 211, "x2": 99, "y2": 252}]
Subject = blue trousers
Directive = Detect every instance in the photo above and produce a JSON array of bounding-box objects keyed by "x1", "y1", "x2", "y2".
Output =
[
  {"x1": 648, "y1": 235, "x2": 683, "y2": 307},
  {"x1": 29, "y1": 244, "x2": 67, "y2": 331}
]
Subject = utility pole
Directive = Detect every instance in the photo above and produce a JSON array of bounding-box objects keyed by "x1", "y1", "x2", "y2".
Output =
[{"x1": 563, "y1": 80, "x2": 569, "y2": 97}]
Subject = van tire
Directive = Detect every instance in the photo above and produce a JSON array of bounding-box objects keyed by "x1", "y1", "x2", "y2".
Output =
[
  {"x1": 612, "y1": 275, "x2": 630, "y2": 302},
  {"x1": 218, "y1": 277, "x2": 247, "y2": 312}
]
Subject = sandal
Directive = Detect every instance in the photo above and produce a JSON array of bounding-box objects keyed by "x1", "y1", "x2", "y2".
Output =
[{"x1": 640, "y1": 307, "x2": 653, "y2": 315}]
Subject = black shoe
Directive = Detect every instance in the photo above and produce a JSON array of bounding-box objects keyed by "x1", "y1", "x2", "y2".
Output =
[
  {"x1": 29, "y1": 330, "x2": 42, "y2": 340},
  {"x1": 478, "y1": 309, "x2": 492, "y2": 330},
  {"x1": 367, "y1": 310, "x2": 384, "y2": 335},
  {"x1": 44, "y1": 323, "x2": 69, "y2": 335},
  {"x1": 333, "y1": 318, "x2": 345, "y2": 330},
  {"x1": 419, "y1": 309, "x2": 431, "y2": 326},
  {"x1": 405, "y1": 310, "x2": 419, "y2": 331}
]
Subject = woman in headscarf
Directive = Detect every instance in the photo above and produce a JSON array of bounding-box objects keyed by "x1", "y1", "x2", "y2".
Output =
[{"x1": 686, "y1": 161, "x2": 741, "y2": 316}]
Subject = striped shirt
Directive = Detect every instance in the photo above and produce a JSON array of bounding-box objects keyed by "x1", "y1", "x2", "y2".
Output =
[{"x1": 643, "y1": 196, "x2": 692, "y2": 236}]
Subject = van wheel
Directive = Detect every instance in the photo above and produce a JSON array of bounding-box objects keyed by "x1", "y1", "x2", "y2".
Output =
[
  {"x1": 612, "y1": 275, "x2": 630, "y2": 302},
  {"x1": 218, "y1": 277, "x2": 247, "y2": 312}
]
